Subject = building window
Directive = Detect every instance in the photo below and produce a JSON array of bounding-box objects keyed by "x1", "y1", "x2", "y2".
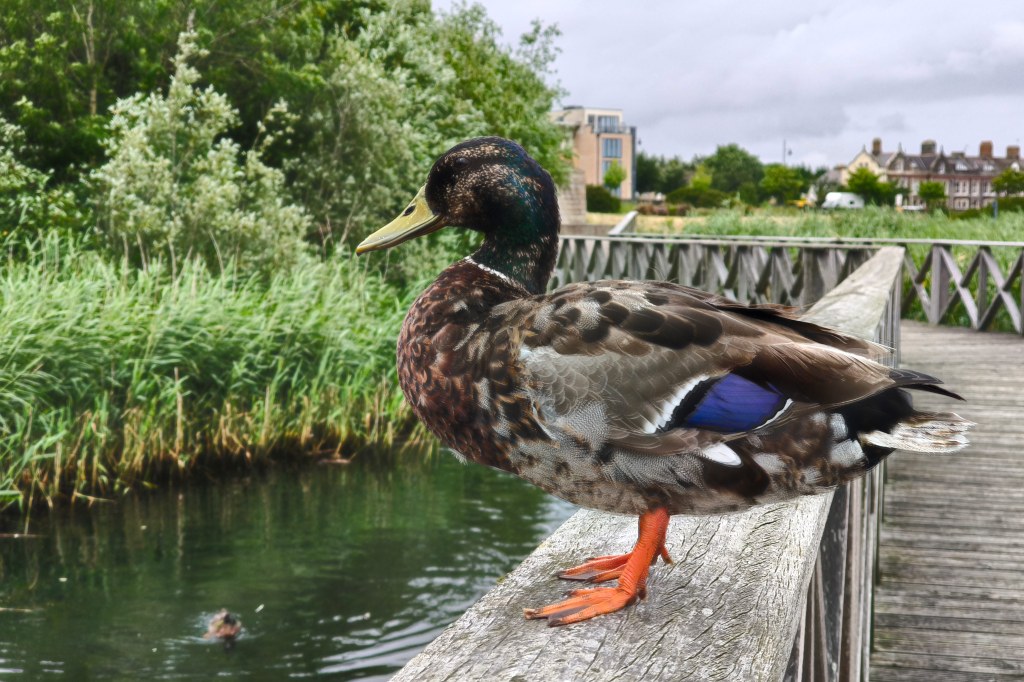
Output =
[
  {"x1": 602, "y1": 137, "x2": 622, "y2": 158},
  {"x1": 596, "y1": 115, "x2": 619, "y2": 133}
]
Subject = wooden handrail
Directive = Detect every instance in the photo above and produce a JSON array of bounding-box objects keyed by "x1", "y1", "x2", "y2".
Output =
[{"x1": 393, "y1": 247, "x2": 906, "y2": 682}]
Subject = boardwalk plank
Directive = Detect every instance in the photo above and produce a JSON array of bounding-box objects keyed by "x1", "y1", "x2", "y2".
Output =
[{"x1": 871, "y1": 320, "x2": 1024, "y2": 679}]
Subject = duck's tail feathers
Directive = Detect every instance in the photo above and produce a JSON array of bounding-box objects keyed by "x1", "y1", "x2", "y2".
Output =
[
  {"x1": 861, "y1": 412, "x2": 974, "y2": 453},
  {"x1": 889, "y1": 368, "x2": 965, "y2": 401}
]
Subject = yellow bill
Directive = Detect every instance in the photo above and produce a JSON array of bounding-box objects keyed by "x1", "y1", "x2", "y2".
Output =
[{"x1": 355, "y1": 186, "x2": 445, "y2": 254}]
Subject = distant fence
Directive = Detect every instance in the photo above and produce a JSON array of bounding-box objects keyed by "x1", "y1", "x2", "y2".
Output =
[{"x1": 553, "y1": 233, "x2": 1024, "y2": 334}]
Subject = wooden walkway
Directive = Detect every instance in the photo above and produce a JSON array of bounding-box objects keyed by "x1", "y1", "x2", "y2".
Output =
[{"x1": 871, "y1": 321, "x2": 1024, "y2": 680}]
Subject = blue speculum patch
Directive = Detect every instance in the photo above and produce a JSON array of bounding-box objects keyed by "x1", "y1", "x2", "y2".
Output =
[{"x1": 683, "y1": 373, "x2": 788, "y2": 432}]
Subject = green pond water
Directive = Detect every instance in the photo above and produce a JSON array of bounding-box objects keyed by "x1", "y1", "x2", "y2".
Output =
[{"x1": 0, "y1": 453, "x2": 575, "y2": 680}]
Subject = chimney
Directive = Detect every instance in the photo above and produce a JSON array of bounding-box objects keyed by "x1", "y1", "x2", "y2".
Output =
[
  {"x1": 871, "y1": 137, "x2": 882, "y2": 156},
  {"x1": 921, "y1": 139, "x2": 937, "y2": 155},
  {"x1": 1008, "y1": 145, "x2": 1021, "y2": 160},
  {"x1": 980, "y1": 140, "x2": 993, "y2": 158}
]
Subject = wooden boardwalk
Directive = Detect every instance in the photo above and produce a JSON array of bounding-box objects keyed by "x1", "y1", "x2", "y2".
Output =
[{"x1": 871, "y1": 321, "x2": 1024, "y2": 681}]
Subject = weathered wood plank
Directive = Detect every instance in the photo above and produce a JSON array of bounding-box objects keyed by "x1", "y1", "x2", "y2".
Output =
[
  {"x1": 395, "y1": 248, "x2": 906, "y2": 682},
  {"x1": 871, "y1": 320, "x2": 1024, "y2": 680},
  {"x1": 871, "y1": 651, "x2": 1024, "y2": 678},
  {"x1": 391, "y1": 500, "x2": 832, "y2": 682}
]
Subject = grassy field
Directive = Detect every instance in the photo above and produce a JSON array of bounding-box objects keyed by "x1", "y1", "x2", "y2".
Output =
[
  {"x1": 626, "y1": 206, "x2": 1024, "y2": 242},
  {"x1": 0, "y1": 234, "x2": 428, "y2": 514}
]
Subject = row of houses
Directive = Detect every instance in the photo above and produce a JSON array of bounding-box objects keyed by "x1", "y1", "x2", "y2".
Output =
[
  {"x1": 839, "y1": 138, "x2": 1022, "y2": 210},
  {"x1": 550, "y1": 105, "x2": 1020, "y2": 211}
]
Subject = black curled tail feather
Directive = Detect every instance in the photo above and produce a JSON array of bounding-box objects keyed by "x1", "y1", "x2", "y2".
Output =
[{"x1": 888, "y1": 368, "x2": 965, "y2": 401}]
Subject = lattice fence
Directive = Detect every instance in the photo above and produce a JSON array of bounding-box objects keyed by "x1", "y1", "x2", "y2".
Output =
[
  {"x1": 553, "y1": 235, "x2": 874, "y2": 308},
  {"x1": 555, "y1": 234, "x2": 1024, "y2": 334},
  {"x1": 903, "y1": 242, "x2": 1024, "y2": 334}
]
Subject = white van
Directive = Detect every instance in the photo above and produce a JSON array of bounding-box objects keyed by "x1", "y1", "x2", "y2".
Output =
[{"x1": 821, "y1": 192, "x2": 865, "y2": 209}]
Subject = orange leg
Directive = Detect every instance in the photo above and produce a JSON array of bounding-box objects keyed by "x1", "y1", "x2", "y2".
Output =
[{"x1": 524, "y1": 508, "x2": 671, "y2": 626}]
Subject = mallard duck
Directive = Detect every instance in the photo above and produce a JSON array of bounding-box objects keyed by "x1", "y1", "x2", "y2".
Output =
[
  {"x1": 356, "y1": 137, "x2": 972, "y2": 626},
  {"x1": 205, "y1": 609, "x2": 242, "y2": 640}
]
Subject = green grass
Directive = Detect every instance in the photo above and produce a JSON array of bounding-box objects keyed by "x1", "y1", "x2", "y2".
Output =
[
  {"x1": 0, "y1": 233, "x2": 426, "y2": 514},
  {"x1": 633, "y1": 206, "x2": 1024, "y2": 242}
]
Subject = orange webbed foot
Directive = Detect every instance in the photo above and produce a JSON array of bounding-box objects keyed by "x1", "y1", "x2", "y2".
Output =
[
  {"x1": 557, "y1": 553, "x2": 630, "y2": 582},
  {"x1": 524, "y1": 585, "x2": 643, "y2": 626},
  {"x1": 557, "y1": 545, "x2": 673, "y2": 583},
  {"x1": 524, "y1": 508, "x2": 671, "y2": 626}
]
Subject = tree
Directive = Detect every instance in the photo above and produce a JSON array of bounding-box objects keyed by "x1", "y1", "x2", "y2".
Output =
[
  {"x1": 603, "y1": 160, "x2": 626, "y2": 192},
  {"x1": 635, "y1": 152, "x2": 661, "y2": 194},
  {"x1": 845, "y1": 168, "x2": 879, "y2": 202},
  {"x1": 661, "y1": 157, "x2": 691, "y2": 193},
  {"x1": 0, "y1": 115, "x2": 81, "y2": 238},
  {"x1": 759, "y1": 164, "x2": 803, "y2": 203},
  {"x1": 91, "y1": 31, "x2": 310, "y2": 274},
  {"x1": 0, "y1": 0, "x2": 175, "y2": 180},
  {"x1": 666, "y1": 164, "x2": 727, "y2": 207},
  {"x1": 704, "y1": 143, "x2": 763, "y2": 193},
  {"x1": 1, "y1": 0, "x2": 569, "y2": 254},
  {"x1": 635, "y1": 152, "x2": 692, "y2": 194},
  {"x1": 437, "y1": 5, "x2": 568, "y2": 184},
  {"x1": 845, "y1": 167, "x2": 896, "y2": 205},
  {"x1": 918, "y1": 181, "x2": 947, "y2": 210},
  {"x1": 992, "y1": 167, "x2": 1024, "y2": 195}
]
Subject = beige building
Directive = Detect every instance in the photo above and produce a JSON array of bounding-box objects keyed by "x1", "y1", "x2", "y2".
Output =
[
  {"x1": 843, "y1": 138, "x2": 1022, "y2": 210},
  {"x1": 551, "y1": 106, "x2": 637, "y2": 200}
]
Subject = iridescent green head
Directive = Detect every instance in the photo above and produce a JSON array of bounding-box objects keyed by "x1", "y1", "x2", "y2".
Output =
[{"x1": 357, "y1": 137, "x2": 561, "y2": 293}]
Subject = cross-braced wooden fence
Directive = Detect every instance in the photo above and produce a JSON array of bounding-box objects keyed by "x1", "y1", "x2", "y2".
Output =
[
  {"x1": 551, "y1": 235, "x2": 875, "y2": 308},
  {"x1": 556, "y1": 234, "x2": 1024, "y2": 334},
  {"x1": 903, "y1": 241, "x2": 1024, "y2": 334}
]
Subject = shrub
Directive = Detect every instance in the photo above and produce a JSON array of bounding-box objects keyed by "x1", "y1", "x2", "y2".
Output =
[
  {"x1": 666, "y1": 186, "x2": 729, "y2": 208},
  {"x1": 586, "y1": 185, "x2": 620, "y2": 213},
  {"x1": 0, "y1": 116, "x2": 82, "y2": 240},
  {"x1": 90, "y1": 31, "x2": 310, "y2": 276}
]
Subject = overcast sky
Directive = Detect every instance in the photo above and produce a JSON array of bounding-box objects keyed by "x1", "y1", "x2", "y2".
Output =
[{"x1": 435, "y1": 0, "x2": 1024, "y2": 169}]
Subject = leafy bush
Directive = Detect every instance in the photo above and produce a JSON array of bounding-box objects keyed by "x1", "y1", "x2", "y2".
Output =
[
  {"x1": 666, "y1": 185, "x2": 729, "y2": 208},
  {"x1": 91, "y1": 32, "x2": 310, "y2": 275},
  {"x1": 292, "y1": 3, "x2": 568, "y2": 251},
  {"x1": 0, "y1": 116, "x2": 82, "y2": 239},
  {"x1": 586, "y1": 185, "x2": 620, "y2": 213}
]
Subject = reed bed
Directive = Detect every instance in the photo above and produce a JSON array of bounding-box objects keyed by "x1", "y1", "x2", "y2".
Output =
[{"x1": 0, "y1": 234, "x2": 424, "y2": 513}]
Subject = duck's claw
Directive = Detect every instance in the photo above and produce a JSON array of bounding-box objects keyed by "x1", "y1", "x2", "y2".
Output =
[
  {"x1": 557, "y1": 544, "x2": 674, "y2": 583},
  {"x1": 524, "y1": 586, "x2": 643, "y2": 626},
  {"x1": 557, "y1": 553, "x2": 629, "y2": 582}
]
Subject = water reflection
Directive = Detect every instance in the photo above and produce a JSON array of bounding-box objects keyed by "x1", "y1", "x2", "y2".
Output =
[{"x1": 0, "y1": 452, "x2": 575, "y2": 679}]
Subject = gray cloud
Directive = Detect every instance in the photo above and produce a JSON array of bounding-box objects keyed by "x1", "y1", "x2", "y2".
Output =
[{"x1": 434, "y1": 0, "x2": 1024, "y2": 166}]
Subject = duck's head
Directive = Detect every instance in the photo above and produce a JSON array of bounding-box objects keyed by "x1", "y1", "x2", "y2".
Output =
[{"x1": 357, "y1": 136, "x2": 560, "y2": 294}]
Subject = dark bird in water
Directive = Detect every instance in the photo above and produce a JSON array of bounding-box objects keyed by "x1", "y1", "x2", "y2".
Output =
[
  {"x1": 356, "y1": 137, "x2": 972, "y2": 626},
  {"x1": 205, "y1": 609, "x2": 242, "y2": 641}
]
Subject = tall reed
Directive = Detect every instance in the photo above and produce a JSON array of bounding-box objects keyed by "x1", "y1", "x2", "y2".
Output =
[{"x1": 0, "y1": 233, "x2": 424, "y2": 513}]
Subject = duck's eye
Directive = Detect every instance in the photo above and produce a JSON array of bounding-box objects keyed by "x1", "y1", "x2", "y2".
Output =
[
  {"x1": 402, "y1": 205, "x2": 415, "y2": 216},
  {"x1": 454, "y1": 157, "x2": 470, "y2": 167}
]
